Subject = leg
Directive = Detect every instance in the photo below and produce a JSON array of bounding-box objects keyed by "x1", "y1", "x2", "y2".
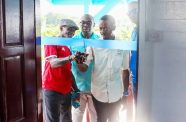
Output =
[
  {"x1": 87, "y1": 95, "x2": 97, "y2": 122},
  {"x1": 43, "y1": 89, "x2": 60, "y2": 122},
  {"x1": 72, "y1": 94, "x2": 87, "y2": 122},
  {"x1": 108, "y1": 100, "x2": 121, "y2": 122},
  {"x1": 60, "y1": 93, "x2": 72, "y2": 122},
  {"x1": 92, "y1": 96, "x2": 108, "y2": 122}
]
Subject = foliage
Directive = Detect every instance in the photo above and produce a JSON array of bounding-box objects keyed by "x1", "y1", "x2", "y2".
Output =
[{"x1": 41, "y1": 12, "x2": 135, "y2": 41}]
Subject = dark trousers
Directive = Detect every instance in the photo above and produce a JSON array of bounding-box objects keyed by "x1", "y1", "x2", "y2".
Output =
[
  {"x1": 43, "y1": 89, "x2": 72, "y2": 122},
  {"x1": 92, "y1": 96, "x2": 121, "y2": 122}
]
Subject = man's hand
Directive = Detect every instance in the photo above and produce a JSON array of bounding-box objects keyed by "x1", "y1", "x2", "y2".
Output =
[
  {"x1": 71, "y1": 91, "x2": 80, "y2": 108},
  {"x1": 74, "y1": 51, "x2": 88, "y2": 64}
]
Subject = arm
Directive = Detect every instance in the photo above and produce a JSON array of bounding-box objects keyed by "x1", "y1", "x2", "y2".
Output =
[
  {"x1": 122, "y1": 69, "x2": 130, "y2": 94},
  {"x1": 121, "y1": 69, "x2": 130, "y2": 110},
  {"x1": 121, "y1": 51, "x2": 130, "y2": 108},
  {"x1": 44, "y1": 45, "x2": 75, "y2": 68},
  {"x1": 122, "y1": 51, "x2": 130, "y2": 94},
  {"x1": 77, "y1": 46, "x2": 93, "y2": 72},
  {"x1": 48, "y1": 55, "x2": 75, "y2": 68}
]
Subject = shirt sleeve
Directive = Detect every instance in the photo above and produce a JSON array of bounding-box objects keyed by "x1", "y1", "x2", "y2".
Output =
[
  {"x1": 85, "y1": 46, "x2": 93, "y2": 66},
  {"x1": 44, "y1": 45, "x2": 57, "y2": 60},
  {"x1": 121, "y1": 51, "x2": 129, "y2": 70}
]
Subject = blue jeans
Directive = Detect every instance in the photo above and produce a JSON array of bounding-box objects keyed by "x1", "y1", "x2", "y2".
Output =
[{"x1": 43, "y1": 89, "x2": 72, "y2": 122}]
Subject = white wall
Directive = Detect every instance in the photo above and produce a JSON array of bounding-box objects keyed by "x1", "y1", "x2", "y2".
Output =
[{"x1": 137, "y1": 0, "x2": 186, "y2": 122}]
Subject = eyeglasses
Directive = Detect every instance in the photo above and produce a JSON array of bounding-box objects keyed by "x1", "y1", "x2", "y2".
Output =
[{"x1": 80, "y1": 21, "x2": 92, "y2": 26}]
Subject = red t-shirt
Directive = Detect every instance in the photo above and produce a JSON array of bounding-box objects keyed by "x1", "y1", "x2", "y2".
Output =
[{"x1": 42, "y1": 45, "x2": 72, "y2": 94}]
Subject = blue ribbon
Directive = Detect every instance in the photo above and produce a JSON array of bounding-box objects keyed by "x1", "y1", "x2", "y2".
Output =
[{"x1": 36, "y1": 36, "x2": 137, "y2": 51}]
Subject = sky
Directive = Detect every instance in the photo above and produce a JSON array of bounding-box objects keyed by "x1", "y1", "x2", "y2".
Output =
[{"x1": 40, "y1": 0, "x2": 129, "y2": 22}]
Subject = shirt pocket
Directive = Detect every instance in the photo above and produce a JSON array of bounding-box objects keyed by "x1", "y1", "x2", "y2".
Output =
[{"x1": 112, "y1": 50, "x2": 123, "y2": 73}]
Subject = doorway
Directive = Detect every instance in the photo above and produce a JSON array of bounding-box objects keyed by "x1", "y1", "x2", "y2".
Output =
[{"x1": 37, "y1": 0, "x2": 138, "y2": 122}]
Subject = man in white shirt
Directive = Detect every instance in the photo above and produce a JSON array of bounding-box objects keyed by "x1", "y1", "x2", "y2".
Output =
[{"x1": 78, "y1": 15, "x2": 129, "y2": 122}]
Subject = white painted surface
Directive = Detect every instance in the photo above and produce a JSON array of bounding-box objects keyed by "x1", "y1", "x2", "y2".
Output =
[{"x1": 137, "y1": 0, "x2": 186, "y2": 122}]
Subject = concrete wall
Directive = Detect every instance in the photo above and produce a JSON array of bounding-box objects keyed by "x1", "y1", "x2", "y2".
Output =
[{"x1": 137, "y1": 0, "x2": 186, "y2": 122}]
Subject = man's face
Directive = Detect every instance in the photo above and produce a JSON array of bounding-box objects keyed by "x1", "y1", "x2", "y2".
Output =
[
  {"x1": 80, "y1": 16, "x2": 94, "y2": 34},
  {"x1": 99, "y1": 20, "x2": 113, "y2": 39},
  {"x1": 128, "y1": 2, "x2": 138, "y2": 24},
  {"x1": 61, "y1": 26, "x2": 76, "y2": 38}
]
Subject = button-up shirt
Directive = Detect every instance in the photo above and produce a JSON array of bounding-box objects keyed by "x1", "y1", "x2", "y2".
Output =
[{"x1": 85, "y1": 47, "x2": 129, "y2": 103}]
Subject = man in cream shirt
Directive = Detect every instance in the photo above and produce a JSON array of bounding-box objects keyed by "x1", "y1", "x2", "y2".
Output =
[{"x1": 78, "y1": 15, "x2": 129, "y2": 122}]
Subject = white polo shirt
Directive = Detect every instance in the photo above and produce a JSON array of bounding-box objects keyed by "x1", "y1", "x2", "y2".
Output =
[{"x1": 85, "y1": 47, "x2": 129, "y2": 103}]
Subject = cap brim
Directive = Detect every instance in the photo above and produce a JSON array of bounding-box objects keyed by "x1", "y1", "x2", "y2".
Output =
[{"x1": 69, "y1": 26, "x2": 79, "y2": 30}]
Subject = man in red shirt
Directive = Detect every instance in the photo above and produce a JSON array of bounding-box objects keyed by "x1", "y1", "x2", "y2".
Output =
[{"x1": 42, "y1": 19, "x2": 79, "y2": 122}]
